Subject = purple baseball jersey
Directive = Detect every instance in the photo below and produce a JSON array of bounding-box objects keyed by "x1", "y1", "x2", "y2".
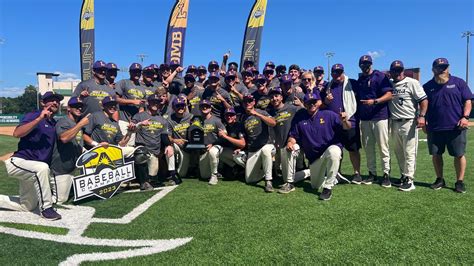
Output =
[
  {"x1": 355, "y1": 70, "x2": 393, "y2": 121},
  {"x1": 423, "y1": 75, "x2": 473, "y2": 131},
  {"x1": 320, "y1": 80, "x2": 358, "y2": 128},
  {"x1": 13, "y1": 110, "x2": 57, "y2": 164},
  {"x1": 289, "y1": 109, "x2": 343, "y2": 164}
]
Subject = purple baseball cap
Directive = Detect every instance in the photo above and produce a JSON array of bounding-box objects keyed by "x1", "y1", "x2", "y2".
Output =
[
  {"x1": 331, "y1": 64, "x2": 344, "y2": 72},
  {"x1": 243, "y1": 59, "x2": 254, "y2": 66},
  {"x1": 265, "y1": 61, "x2": 276, "y2": 69},
  {"x1": 433, "y1": 58, "x2": 449, "y2": 67},
  {"x1": 241, "y1": 68, "x2": 253, "y2": 77},
  {"x1": 101, "y1": 96, "x2": 117, "y2": 106},
  {"x1": 303, "y1": 92, "x2": 321, "y2": 103},
  {"x1": 390, "y1": 60, "x2": 404, "y2": 70},
  {"x1": 280, "y1": 74, "x2": 292, "y2": 84},
  {"x1": 269, "y1": 87, "x2": 283, "y2": 95},
  {"x1": 184, "y1": 74, "x2": 195, "y2": 82},
  {"x1": 255, "y1": 74, "x2": 267, "y2": 83},
  {"x1": 41, "y1": 91, "x2": 64, "y2": 102},
  {"x1": 68, "y1": 97, "x2": 83, "y2": 106},
  {"x1": 199, "y1": 99, "x2": 212, "y2": 106},
  {"x1": 225, "y1": 71, "x2": 236, "y2": 79},
  {"x1": 149, "y1": 64, "x2": 160, "y2": 70},
  {"x1": 106, "y1": 62, "x2": 119, "y2": 70},
  {"x1": 142, "y1": 66, "x2": 154, "y2": 74},
  {"x1": 250, "y1": 67, "x2": 259, "y2": 76},
  {"x1": 172, "y1": 97, "x2": 187, "y2": 107},
  {"x1": 263, "y1": 66, "x2": 274, "y2": 74},
  {"x1": 170, "y1": 62, "x2": 180, "y2": 69},
  {"x1": 359, "y1": 55, "x2": 373, "y2": 65},
  {"x1": 224, "y1": 107, "x2": 236, "y2": 115},
  {"x1": 147, "y1": 94, "x2": 161, "y2": 102},
  {"x1": 92, "y1": 60, "x2": 107, "y2": 69},
  {"x1": 208, "y1": 60, "x2": 219, "y2": 68},
  {"x1": 243, "y1": 93, "x2": 255, "y2": 102},
  {"x1": 129, "y1": 63, "x2": 142, "y2": 71},
  {"x1": 313, "y1": 66, "x2": 324, "y2": 73},
  {"x1": 208, "y1": 72, "x2": 220, "y2": 79},
  {"x1": 186, "y1": 65, "x2": 197, "y2": 73},
  {"x1": 160, "y1": 63, "x2": 170, "y2": 71},
  {"x1": 197, "y1": 65, "x2": 207, "y2": 72}
]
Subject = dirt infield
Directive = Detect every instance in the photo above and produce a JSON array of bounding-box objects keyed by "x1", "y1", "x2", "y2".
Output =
[{"x1": 0, "y1": 126, "x2": 15, "y2": 136}]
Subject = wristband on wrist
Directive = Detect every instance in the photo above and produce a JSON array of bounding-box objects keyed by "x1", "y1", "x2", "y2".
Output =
[
  {"x1": 91, "y1": 141, "x2": 99, "y2": 146},
  {"x1": 463, "y1": 115, "x2": 469, "y2": 120}
]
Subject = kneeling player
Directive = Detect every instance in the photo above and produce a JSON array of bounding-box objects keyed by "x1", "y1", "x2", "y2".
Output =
[{"x1": 218, "y1": 108, "x2": 246, "y2": 176}]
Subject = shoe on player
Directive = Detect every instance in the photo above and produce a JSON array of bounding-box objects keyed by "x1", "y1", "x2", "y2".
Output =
[
  {"x1": 41, "y1": 207, "x2": 62, "y2": 221},
  {"x1": 319, "y1": 188, "x2": 332, "y2": 201},
  {"x1": 454, "y1": 181, "x2": 466, "y2": 193},
  {"x1": 430, "y1": 177, "x2": 445, "y2": 190},
  {"x1": 351, "y1": 173, "x2": 362, "y2": 185},
  {"x1": 399, "y1": 178, "x2": 415, "y2": 192},
  {"x1": 381, "y1": 173, "x2": 391, "y2": 188},
  {"x1": 264, "y1": 180, "x2": 274, "y2": 193},
  {"x1": 209, "y1": 173, "x2": 219, "y2": 185},
  {"x1": 278, "y1": 183, "x2": 295, "y2": 194},
  {"x1": 336, "y1": 172, "x2": 350, "y2": 184},
  {"x1": 140, "y1": 181, "x2": 154, "y2": 191},
  {"x1": 362, "y1": 172, "x2": 377, "y2": 185}
]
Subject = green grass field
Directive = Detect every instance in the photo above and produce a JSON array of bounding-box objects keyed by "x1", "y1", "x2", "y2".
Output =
[{"x1": 0, "y1": 132, "x2": 472, "y2": 265}]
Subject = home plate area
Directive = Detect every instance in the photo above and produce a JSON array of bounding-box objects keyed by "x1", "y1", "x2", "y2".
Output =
[{"x1": 0, "y1": 186, "x2": 192, "y2": 265}]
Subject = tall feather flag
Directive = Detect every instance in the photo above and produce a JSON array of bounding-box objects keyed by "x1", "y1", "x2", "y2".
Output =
[
  {"x1": 79, "y1": 0, "x2": 95, "y2": 81},
  {"x1": 164, "y1": 0, "x2": 189, "y2": 66},
  {"x1": 240, "y1": 0, "x2": 267, "y2": 71}
]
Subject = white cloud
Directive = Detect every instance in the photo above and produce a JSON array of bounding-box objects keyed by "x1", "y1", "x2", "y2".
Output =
[
  {"x1": 53, "y1": 71, "x2": 81, "y2": 82},
  {"x1": 0, "y1": 87, "x2": 24, "y2": 98},
  {"x1": 367, "y1": 50, "x2": 385, "y2": 59}
]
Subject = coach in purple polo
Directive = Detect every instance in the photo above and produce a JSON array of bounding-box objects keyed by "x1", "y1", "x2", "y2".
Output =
[
  {"x1": 355, "y1": 55, "x2": 393, "y2": 187},
  {"x1": 286, "y1": 92, "x2": 352, "y2": 200},
  {"x1": 423, "y1": 58, "x2": 472, "y2": 193},
  {"x1": 1, "y1": 92, "x2": 64, "y2": 220}
]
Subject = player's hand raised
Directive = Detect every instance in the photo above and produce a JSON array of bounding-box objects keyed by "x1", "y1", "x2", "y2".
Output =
[
  {"x1": 80, "y1": 87, "x2": 89, "y2": 98},
  {"x1": 78, "y1": 113, "x2": 91, "y2": 127}
]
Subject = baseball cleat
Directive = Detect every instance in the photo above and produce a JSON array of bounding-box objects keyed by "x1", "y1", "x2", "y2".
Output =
[
  {"x1": 399, "y1": 179, "x2": 416, "y2": 192},
  {"x1": 362, "y1": 172, "x2": 377, "y2": 185},
  {"x1": 41, "y1": 207, "x2": 62, "y2": 221},
  {"x1": 430, "y1": 177, "x2": 446, "y2": 190},
  {"x1": 264, "y1": 181, "x2": 274, "y2": 193},
  {"x1": 278, "y1": 183, "x2": 295, "y2": 194},
  {"x1": 209, "y1": 174, "x2": 218, "y2": 185},
  {"x1": 381, "y1": 173, "x2": 391, "y2": 188},
  {"x1": 319, "y1": 188, "x2": 332, "y2": 201}
]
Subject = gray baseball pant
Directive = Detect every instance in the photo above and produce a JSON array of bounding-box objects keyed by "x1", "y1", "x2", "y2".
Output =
[
  {"x1": 360, "y1": 119, "x2": 390, "y2": 175},
  {"x1": 391, "y1": 119, "x2": 418, "y2": 179}
]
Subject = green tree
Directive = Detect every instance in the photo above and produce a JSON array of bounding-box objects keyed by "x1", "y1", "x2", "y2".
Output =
[{"x1": 1, "y1": 85, "x2": 38, "y2": 114}]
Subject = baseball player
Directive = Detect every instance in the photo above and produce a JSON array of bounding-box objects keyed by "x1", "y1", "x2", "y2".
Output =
[
  {"x1": 423, "y1": 58, "x2": 472, "y2": 193},
  {"x1": 183, "y1": 74, "x2": 204, "y2": 116},
  {"x1": 288, "y1": 64, "x2": 302, "y2": 88},
  {"x1": 141, "y1": 66, "x2": 160, "y2": 97},
  {"x1": 83, "y1": 96, "x2": 134, "y2": 156},
  {"x1": 72, "y1": 60, "x2": 115, "y2": 116},
  {"x1": 222, "y1": 71, "x2": 248, "y2": 116},
  {"x1": 287, "y1": 92, "x2": 353, "y2": 200},
  {"x1": 241, "y1": 68, "x2": 257, "y2": 93},
  {"x1": 263, "y1": 62, "x2": 280, "y2": 89},
  {"x1": 320, "y1": 64, "x2": 361, "y2": 184},
  {"x1": 313, "y1": 66, "x2": 328, "y2": 91},
  {"x1": 50, "y1": 97, "x2": 90, "y2": 203},
  {"x1": 167, "y1": 98, "x2": 194, "y2": 178},
  {"x1": 131, "y1": 94, "x2": 178, "y2": 190},
  {"x1": 241, "y1": 94, "x2": 277, "y2": 192},
  {"x1": 267, "y1": 87, "x2": 300, "y2": 193},
  {"x1": 388, "y1": 60, "x2": 428, "y2": 191},
  {"x1": 252, "y1": 74, "x2": 271, "y2": 110},
  {"x1": 106, "y1": 62, "x2": 119, "y2": 89},
  {"x1": 355, "y1": 55, "x2": 393, "y2": 187},
  {"x1": 196, "y1": 65, "x2": 207, "y2": 87},
  {"x1": 198, "y1": 100, "x2": 226, "y2": 185},
  {"x1": 218, "y1": 108, "x2": 246, "y2": 174},
  {"x1": 2, "y1": 91, "x2": 64, "y2": 220},
  {"x1": 200, "y1": 72, "x2": 232, "y2": 119}
]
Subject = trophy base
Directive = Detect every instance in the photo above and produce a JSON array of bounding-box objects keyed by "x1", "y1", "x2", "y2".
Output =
[{"x1": 185, "y1": 144, "x2": 207, "y2": 150}]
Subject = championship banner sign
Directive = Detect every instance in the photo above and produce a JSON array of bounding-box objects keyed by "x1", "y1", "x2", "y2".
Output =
[
  {"x1": 240, "y1": 0, "x2": 267, "y2": 70},
  {"x1": 73, "y1": 145, "x2": 135, "y2": 201},
  {"x1": 164, "y1": 0, "x2": 189, "y2": 66},
  {"x1": 79, "y1": 0, "x2": 95, "y2": 81}
]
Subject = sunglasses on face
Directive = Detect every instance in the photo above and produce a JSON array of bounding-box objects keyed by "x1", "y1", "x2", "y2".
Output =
[
  {"x1": 332, "y1": 70, "x2": 344, "y2": 75},
  {"x1": 305, "y1": 101, "x2": 318, "y2": 106},
  {"x1": 226, "y1": 77, "x2": 236, "y2": 81},
  {"x1": 70, "y1": 104, "x2": 84, "y2": 109},
  {"x1": 200, "y1": 105, "x2": 211, "y2": 109},
  {"x1": 302, "y1": 78, "x2": 312, "y2": 81}
]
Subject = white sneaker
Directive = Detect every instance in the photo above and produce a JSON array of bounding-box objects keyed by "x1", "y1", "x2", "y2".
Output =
[{"x1": 209, "y1": 174, "x2": 218, "y2": 185}]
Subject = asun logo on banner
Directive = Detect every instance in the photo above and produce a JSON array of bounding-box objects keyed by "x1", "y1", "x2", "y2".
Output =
[{"x1": 73, "y1": 145, "x2": 135, "y2": 201}]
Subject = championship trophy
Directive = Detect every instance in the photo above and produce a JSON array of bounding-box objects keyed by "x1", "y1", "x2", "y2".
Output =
[{"x1": 185, "y1": 116, "x2": 206, "y2": 150}]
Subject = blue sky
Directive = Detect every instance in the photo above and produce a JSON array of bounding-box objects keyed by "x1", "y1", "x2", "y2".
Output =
[{"x1": 0, "y1": 0, "x2": 473, "y2": 97}]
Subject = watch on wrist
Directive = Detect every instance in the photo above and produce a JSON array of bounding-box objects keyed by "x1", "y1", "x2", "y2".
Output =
[
  {"x1": 463, "y1": 115, "x2": 469, "y2": 120},
  {"x1": 373, "y1": 99, "x2": 379, "y2": 105},
  {"x1": 419, "y1": 114, "x2": 425, "y2": 118}
]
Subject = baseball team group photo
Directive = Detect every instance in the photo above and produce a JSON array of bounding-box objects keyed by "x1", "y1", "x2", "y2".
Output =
[{"x1": 0, "y1": 0, "x2": 472, "y2": 264}]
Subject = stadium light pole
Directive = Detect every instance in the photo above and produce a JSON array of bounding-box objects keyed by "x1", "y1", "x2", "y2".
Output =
[
  {"x1": 325, "y1": 52, "x2": 335, "y2": 81},
  {"x1": 462, "y1": 31, "x2": 473, "y2": 86},
  {"x1": 137, "y1": 54, "x2": 148, "y2": 64}
]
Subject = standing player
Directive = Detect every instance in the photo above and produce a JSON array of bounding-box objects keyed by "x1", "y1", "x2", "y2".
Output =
[
  {"x1": 313, "y1": 66, "x2": 328, "y2": 91},
  {"x1": 183, "y1": 74, "x2": 204, "y2": 116},
  {"x1": 2, "y1": 92, "x2": 64, "y2": 220},
  {"x1": 242, "y1": 94, "x2": 277, "y2": 192},
  {"x1": 106, "y1": 62, "x2": 119, "y2": 89},
  {"x1": 198, "y1": 100, "x2": 226, "y2": 185},
  {"x1": 355, "y1": 55, "x2": 393, "y2": 187},
  {"x1": 287, "y1": 92, "x2": 353, "y2": 200},
  {"x1": 388, "y1": 60, "x2": 428, "y2": 191},
  {"x1": 132, "y1": 94, "x2": 178, "y2": 190},
  {"x1": 423, "y1": 58, "x2": 472, "y2": 193},
  {"x1": 72, "y1": 60, "x2": 115, "y2": 116},
  {"x1": 320, "y1": 64, "x2": 361, "y2": 184},
  {"x1": 50, "y1": 97, "x2": 90, "y2": 203},
  {"x1": 252, "y1": 74, "x2": 271, "y2": 110},
  {"x1": 200, "y1": 72, "x2": 232, "y2": 119},
  {"x1": 141, "y1": 66, "x2": 159, "y2": 97},
  {"x1": 222, "y1": 71, "x2": 248, "y2": 113}
]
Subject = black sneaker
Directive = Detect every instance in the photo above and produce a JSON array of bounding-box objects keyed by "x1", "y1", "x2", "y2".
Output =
[
  {"x1": 381, "y1": 173, "x2": 391, "y2": 188},
  {"x1": 430, "y1": 177, "x2": 445, "y2": 190},
  {"x1": 140, "y1": 181, "x2": 154, "y2": 191},
  {"x1": 362, "y1": 172, "x2": 376, "y2": 185},
  {"x1": 336, "y1": 172, "x2": 350, "y2": 184},
  {"x1": 395, "y1": 175, "x2": 407, "y2": 187},
  {"x1": 319, "y1": 188, "x2": 332, "y2": 201},
  {"x1": 278, "y1": 183, "x2": 295, "y2": 194},
  {"x1": 264, "y1": 180, "x2": 274, "y2": 193},
  {"x1": 399, "y1": 178, "x2": 415, "y2": 192},
  {"x1": 454, "y1": 181, "x2": 466, "y2": 193},
  {"x1": 351, "y1": 173, "x2": 362, "y2": 185},
  {"x1": 41, "y1": 207, "x2": 62, "y2": 221}
]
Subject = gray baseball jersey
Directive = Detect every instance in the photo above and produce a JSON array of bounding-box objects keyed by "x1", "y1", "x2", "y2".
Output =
[
  {"x1": 268, "y1": 104, "x2": 298, "y2": 148},
  {"x1": 200, "y1": 87, "x2": 232, "y2": 118},
  {"x1": 50, "y1": 116, "x2": 84, "y2": 175},
  {"x1": 115, "y1": 79, "x2": 146, "y2": 121},
  {"x1": 222, "y1": 122, "x2": 245, "y2": 148},
  {"x1": 389, "y1": 77, "x2": 427, "y2": 119},
  {"x1": 72, "y1": 79, "x2": 115, "y2": 115},
  {"x1": 141, "y1": 82, "x2": 158, "y2": 98},
  {"x1": 202, "y1": 115, "x2": 226, "y2": 145},
  {"x1": 242, "y1": 109, "x2": 274, "y2": 152},
  {"x1": 132, "y1": 111, "x2": 170, "y2": 154},
  {"x1": 222, "y1": 84, "x2": 249, "y2": 109},
  {"x1": 252, "y1": 90, "x2": 271, "y2": 110},
  {"x1": 167, "y1": 112, "x2": 193, "y2": 140},
  {"x1": 84, "y1": 112, "x2": 123, "y2": 145}
]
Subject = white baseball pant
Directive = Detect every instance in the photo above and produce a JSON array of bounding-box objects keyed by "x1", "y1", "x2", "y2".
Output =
[
  {"x1": 308, "y1": 145, "x2": 342, "y2": 190},
  {"x1": 173, "y1": 143, "x2": 191, "y2": 177},
  {"x1": 199, "y1": 145, "x2": 223, "y2": 179},
  {"x1": 360, "y1": 119, "x2": 390, "y2": 175},
  {"x1": 118, "y1": 120, "x2": 136, "y2": 147},
  {"x1": 245, "y1": 144, "x2": 274, "y2": 183},
  {"x1": 391, "y1": 119, "x2": 418, "y2": 179},
  {"x1": 147, "y1": 152, "x2": 176, "y2": 176}
]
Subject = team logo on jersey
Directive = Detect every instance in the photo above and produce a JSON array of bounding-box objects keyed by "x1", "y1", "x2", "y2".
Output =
[
  {"x1": 72, "y1": 145, "x2": 135, "y2": 201},
  {"x1": 320, "y1": 118, "x2": 325, "y2": 124}
]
